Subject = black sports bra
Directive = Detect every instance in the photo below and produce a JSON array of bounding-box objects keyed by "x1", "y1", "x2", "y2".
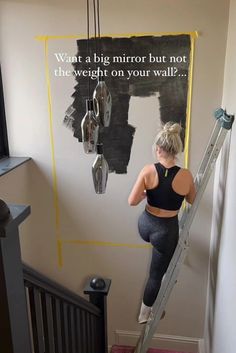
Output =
[{"x1": 146, "y1": 163, "x2": 185, "y2": 211}]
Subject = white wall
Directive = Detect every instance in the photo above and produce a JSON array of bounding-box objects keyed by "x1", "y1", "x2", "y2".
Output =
[
  {"x1": 204, "y1": 0, "x2": 236, "y2": 352},
  {"x1": 0, "y1": 0, "x2": 230, "y2": 350}
]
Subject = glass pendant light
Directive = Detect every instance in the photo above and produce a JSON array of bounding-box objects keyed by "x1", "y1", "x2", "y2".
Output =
[
  {"x1": 92, "y1": 0, "x2": 112, "y2": 127},
  {"x1": 81, "y1": 99, "x2": 99, "y2": 153},
  {"x1": 93, "y1": 75, "x2": 112, "y2": 127},
  {"x1": 79, "y1": 0, "x2": 110, "y2": 193},
  {"x1": 92, "y1": 143, "x2": 109, "y2": 194}
]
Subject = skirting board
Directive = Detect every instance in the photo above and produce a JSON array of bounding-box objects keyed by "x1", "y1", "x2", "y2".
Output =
[
  {"x1": 198, "y1": 339, "x2": 205, "y2": 353},
  {"x1": 114, "y1": 330, "x2": 203, "y2": 353}
]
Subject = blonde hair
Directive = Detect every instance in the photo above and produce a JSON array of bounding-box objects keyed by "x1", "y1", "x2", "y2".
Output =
[{"x1": 153, "y1": 122, "x2": 183, "y2": 156}]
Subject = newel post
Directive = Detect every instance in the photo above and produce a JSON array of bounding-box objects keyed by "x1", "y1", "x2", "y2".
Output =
[
  {"x1": 0, "y1": 203, "x2": 32, "y2": 353},
  {"x1": 84, "y1": 277, "x2": 111, "y2": 353}
]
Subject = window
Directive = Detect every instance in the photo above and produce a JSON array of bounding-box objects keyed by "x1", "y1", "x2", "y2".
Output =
[{"x1": 0, "y1": 65, "x2": 9, "y2": 159}]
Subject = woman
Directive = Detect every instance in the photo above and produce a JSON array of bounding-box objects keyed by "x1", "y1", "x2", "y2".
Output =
[{"x1": 128, "y1": 122, "x2": 196, "y2": 324}]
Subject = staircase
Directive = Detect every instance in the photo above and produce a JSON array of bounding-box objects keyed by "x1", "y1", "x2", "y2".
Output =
[
  {"x1": 0, "y1": 203, "x2": 111, "y2": 353},
  {"x1": 0, "y1": 202, "x2": 195, "y2": 353}
]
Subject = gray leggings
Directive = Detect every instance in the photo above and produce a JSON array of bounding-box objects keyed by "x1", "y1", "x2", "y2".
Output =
[{"x1": 138, "y1": 210, "x2": 179, "y2": 307}]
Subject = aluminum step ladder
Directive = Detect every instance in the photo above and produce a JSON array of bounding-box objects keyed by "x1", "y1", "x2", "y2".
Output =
[{"x1": 134, "y1": 108, "x2": 234, "y2": 353}]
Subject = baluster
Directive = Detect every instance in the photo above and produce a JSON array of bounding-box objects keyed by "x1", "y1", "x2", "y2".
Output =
[
  {"x1": 28, "y1": 287, "x2": 45, "y2": 353},
  {"x1": 25, "y1": 286, "x2": 35, "y2": 353},
  {"x1": 52, "y1": 298, "x2": 63, "y2": 353},
  {"x1": 75, "y1": 308, "x2": 82, "y2": 353},
  {"x1": 41, "y1": 293, "x2": 55, "y2": 353},
  {"x1": 68, "y1": 305, "x2": 76, "y2": 353},
  {"x1": 61, "y1": 302, "x2": 70, "y2": 353}
]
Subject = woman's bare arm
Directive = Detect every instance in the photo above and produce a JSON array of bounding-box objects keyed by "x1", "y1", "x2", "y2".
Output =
[
  {"x1": 185, "y1": 172, "x2": 196, "y2": 204},
  {"x1": 128, "y1": 167, "x2": 147, "y2": 206}
]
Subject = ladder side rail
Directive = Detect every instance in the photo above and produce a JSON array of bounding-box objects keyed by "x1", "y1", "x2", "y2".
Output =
[
  {"x1": 149, "y1": 240, "x2": 187, "y2": 313},
  {"x1": 179, "y1": 125, "x2": 227, "y2": 229},
  {"x1": 178, "y1": 205, "x2": 190, "y2": 230},
  {"x1": 136, "y1": 127, "x2": 230, "y2": 353},
  {"x1": 179, "y1": 127, "x2": 228, "y2": 243},
  {"x1": 194, "y1": 108, "x2": 228, "y2": 184},
  {"x1": 151, "y1": 126, "x2": 228, "y2": 309},
  {"x1": 152, "y1": 245, "x2": 187, "y2": 316},
  {"x1": 194, "y1": 119, "x2": 222, "y2": 185},
  {"x1": 179, "y1": 123, "x2": 220, "y2": 230},
  {"x1": 136, "y1": 244, "x2": 189, "y2": 353},
  {"x1": 135, "y1": 110, "x2": 234, "y2": 353},
  {"x1": 135, "y1": 238, "x2": 189, "y2": 353},
  {"x1": 189, "y1": 109, "x2": 233, "y2": 191}
]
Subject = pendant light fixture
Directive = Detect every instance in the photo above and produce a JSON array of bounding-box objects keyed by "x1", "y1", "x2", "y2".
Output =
[
  {"x1": 93, "y1": 76, "x2": 112, "y2": 127},
  {"x1": 92, "y1": 143, "x2": 109, "y2": 194},
  {"x1": 81, "y1": 0, "x2": 99, "y2": 154},
  {"x1": 92, "y1": 0, "x2": 112, "y2": 127},
  {"x1": 81, "y1": 99, "x2": 99, "y2": 153},
  {"x1": 81, "y1": 0, "x2": 111, "y2": 193}
]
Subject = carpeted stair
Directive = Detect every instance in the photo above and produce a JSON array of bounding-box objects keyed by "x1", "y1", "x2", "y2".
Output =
[{"x1": 111, "y1": 345, "x2": 190, "y2": 353}]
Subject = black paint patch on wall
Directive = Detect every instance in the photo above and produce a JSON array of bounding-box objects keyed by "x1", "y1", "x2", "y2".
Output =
[{"x1": 66, "y1": 35, "x2": 191, "y2": 174}]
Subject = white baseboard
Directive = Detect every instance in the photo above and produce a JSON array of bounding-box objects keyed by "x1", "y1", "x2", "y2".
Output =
[
  {"x1": 198, "y1": 338, "x2": 205, "y2": 353},
  {"x1": 114, "y1": 329, "x2": 202, "y2": 353}
]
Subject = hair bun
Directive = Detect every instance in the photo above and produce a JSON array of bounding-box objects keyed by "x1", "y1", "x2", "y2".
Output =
[
  {"x1": 153, "y1": 121, "x2": 183, "y2": 156},
  {"x1": 163, "y1": 122, "x2": 182, "y2": 135}
]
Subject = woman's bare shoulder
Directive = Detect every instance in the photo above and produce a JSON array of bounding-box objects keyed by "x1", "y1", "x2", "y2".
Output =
[
  {"x1": 141, "y1": 164, "x2": 156, "y2": 175},
  {"x1": 179, "y1": 168, "x2": 194, "y2": 180}
]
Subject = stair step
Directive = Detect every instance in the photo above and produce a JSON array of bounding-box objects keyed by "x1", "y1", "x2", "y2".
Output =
[{"x1": 111, "y1": 345, "x2": 190, "y2": 353}]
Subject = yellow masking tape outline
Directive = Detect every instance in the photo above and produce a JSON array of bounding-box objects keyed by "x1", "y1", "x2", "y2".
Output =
[
  {"x1": 62, "y1": 239, "x2": 152, "y2": 248},
  {"x1": 36, "y1": 31, "x2": 198, "y2": 41},
  {"x1": 41, "y1": 31, "x2": 197, "y2": 267},
  {"x1": 57, "y1": 239, "x2": 63, "y2": 267},
  {"x1": 44, "y1": 38, "x2": 62, "y2": 241},
  {"x1": 184, "y1": 33, "x2": 196, "y2": 169}
]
